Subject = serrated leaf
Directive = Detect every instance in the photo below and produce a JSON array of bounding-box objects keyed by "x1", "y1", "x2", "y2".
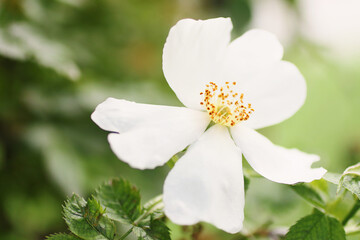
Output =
[
  {"x1": 95, "y1": 179, "x2": 169, "y2": 240},
  {"x1": 95, "y1": 178, "x2": 142, "y2": 224},
  {"x1": 144, "y1": 218, "x2": 170, "y2": 240},
  {"x1": 133, "y1": 216, "x2": 170, "y2": 240},
  {"x1": 290, "y1": 183, "x2": 325, "y2": 209},
  {"x1": 46, "y1": 233, "x2": 82, "y2": 240},
  {"x1": 285, "y1": 209, "x2": 345, "y2": 240},
  {"x1": 63, "y1": 194, "x2": 116, "y2": 240}
]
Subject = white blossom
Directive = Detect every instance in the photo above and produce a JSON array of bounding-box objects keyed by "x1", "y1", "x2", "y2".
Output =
[{"x1": 91, "y1": 18, "x2": 326, "y2": 233}]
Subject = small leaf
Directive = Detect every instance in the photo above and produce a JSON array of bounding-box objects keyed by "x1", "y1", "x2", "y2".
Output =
[
  {"x1": 133, "y1": 215, "x2": 170, "y2": 240},
  {"x1": 95, "y1": 179, "x2": 168, "y2": 239},
  {"x1": 63, "y1": 194, "x2": 116, "y2": 240},
  {"x1": 95, "y1": 178, "x2": 142, "y2": 224},
  {"x1": 46, "y1": 233, "x2": 82, "y2": 240},
  {"x1": 339, "y1": 175, "x2": 360, "y2": 199},
  {"x1": 323, "y1": 172, "x2": 341, "y2": 185},
  {"x1": 141, "y1": 195, "x2": 164, "y2": 221},
  {"x1": 342, "y1": 163, "x2": 360, "y2": 176},
  {"x1": 290, "y1": 183, "x2": 325, "y2": 209},
  {"x1": 310, "y1": 179, "x2": 328, "y2": 194},
  {"x1": 338, "y1": 163, "x2": 360, "y2": 199},
  {"x1": 285, "y1": 209, "x2": 345, "y2": 240}
]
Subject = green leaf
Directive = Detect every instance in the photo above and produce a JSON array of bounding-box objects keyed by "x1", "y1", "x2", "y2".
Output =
[
  {"x1": 340, "y1": 175, "x2": 360, "y2": 199},
  {"x1": 310, "y1": 179, "x2": 328, "y2": 194},
  {"x1": 285, "y1": 209, "x2": 345, "y2": 240},
  {"x1": 342, "y1": 163, "x2": 360, "y2": 176},
  {"x1": 63, "y1": 194, "x2": 116, "y2": 240},
  {"x1": 46, "y1": 233, "x2": 82, "y2": 240},
  {"x1": 132, "y1": 196, "x2": 169, "y2": 240},
  {"x1": 323, "y1": 172, "x2": 341, "y2": 185},
  {"x1": 290, "y1": 183, "x2": 325, "y2": 209},
  {"x1": 338, "y1": 163, "x2": 360, "y2": 199},
  {"x1": 92, "y1": 179, "x2": 169, "y2": 240},
  {"x1": 141, "y1": 195, "x2": 164, "y2": 220},
  {"x1": 145, "y1": 218, "x2": 170, "y2": 240},
  {"x1": 133, "y1": 216, "x2": 170, "y2": 240},
  {"x1": 95, "y1": 179, "x2": 169, "y2": 239},
  {"x1": 95, "y1": 178, "x2": 142, "y2": 224}
]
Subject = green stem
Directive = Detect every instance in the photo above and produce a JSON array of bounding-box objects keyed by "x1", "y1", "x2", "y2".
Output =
[
  {"x1": 166, "y1": 155, "x2": 178, "y2": 169},
  {"x1": 134, "y1": 195, "x2": 163, "y2": 225},
  {"x1": 342, "y1": 200, "x2": 360, "y2": 226},
  {"x1": 118, "y1": 227, "x2": 133, "y2": 240}
]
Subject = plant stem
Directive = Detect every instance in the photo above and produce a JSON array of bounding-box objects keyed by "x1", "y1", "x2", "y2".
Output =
[
  {"x1": 166, "y1": 155, "x2": 178, "y2": 169},
  {"x1": 342, "y1": 200, "x2": 360, "y2": 226},
  {"x1": 134, "y1": 195, "x2": 164, "y2": 225},
  {"x1": 118, "y1": 227, "x2": 133, "y2": 240}
]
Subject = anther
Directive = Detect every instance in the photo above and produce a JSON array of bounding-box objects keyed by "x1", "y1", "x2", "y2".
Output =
[{"x1": 200, "y1": 81, "x2": 254, "y2": 127}]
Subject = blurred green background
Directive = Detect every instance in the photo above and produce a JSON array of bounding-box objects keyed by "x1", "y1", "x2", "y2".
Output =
[{"x1": 0, "y1": 0, "x2": 359, "y2": 239}]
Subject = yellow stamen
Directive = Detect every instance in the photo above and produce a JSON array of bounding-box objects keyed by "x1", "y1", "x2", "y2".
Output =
[{"x1": 200, "y1": 82, "x2": 254, "y2": 127}]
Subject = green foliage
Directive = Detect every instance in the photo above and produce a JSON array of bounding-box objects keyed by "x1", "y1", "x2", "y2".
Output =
[
  {"x1": 290, "y1": 183, "x2": 325, "y2": 209},
  {"x1": 95, "y1": 178, "x2": 142, "y2": 224},
  {"x1": 341, "y1": 163, "x2": 360, "y2": 176},
  {"x1": 338, "y1": 163, "x2": 360, "y2": 199},
  {"x1": 96, "y1": 178, "x2": 170, "y2": 240},
  {"x1": 63, "y1": 195, "x2": 116, "y2": 240},
  {"x1": 47, "y1": 178, "x2": 170, "y2": 240},
  {"x1": 46, "y1": 233, "x2": 82, "y2": 240},
  {"x1": 323, "y1": 172, "x2": 341, "y2": 185},
  {"x1": 340, "y1": 175, "x2": 360, "y2": 199},
  {"x1": 133, "y1": 218, "x2": 171, "y2": 240},
  {"x1": 142, "y1": 195, "x2": 165, "y2": 221},
  {"x1": 285, "y1": 209, "x2": 345, "y2": 240},
  {"x1": 310, "y1": 179, "x2": 328, "y2": 194}
]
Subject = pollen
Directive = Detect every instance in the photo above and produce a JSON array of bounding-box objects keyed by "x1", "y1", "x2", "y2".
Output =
[{"x1": 199, "y1": 82, "x2": 254, "y2": 127}]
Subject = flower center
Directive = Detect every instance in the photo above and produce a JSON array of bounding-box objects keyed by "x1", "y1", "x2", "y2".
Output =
[{"x1": 200, "y1": 82, "x2": 254, "y2": 127}]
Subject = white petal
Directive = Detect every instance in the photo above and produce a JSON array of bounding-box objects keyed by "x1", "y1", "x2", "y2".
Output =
[
  {"x1": 223, "y1": 29, "x2": 283, "y2": 77},
  {"x1": 164, "y1": 125, "x2": 244, "y2": 233},
  {"x1": 91, "y1": 98, "x2": 210, "y2": 169},
  {"x1": 231, "y1": 125, "x2": 326, "y2": 184},
  {"x1": 163, "y1": 18, "x2": 232, "y2": 110},
  {"x1": 238, "y1": 61, "x2": 307, "y2": 129}
]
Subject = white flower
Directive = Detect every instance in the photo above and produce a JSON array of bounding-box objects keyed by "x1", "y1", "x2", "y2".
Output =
[{"x1": 91, "y1": 18, "x2": 326, "y2": 234}]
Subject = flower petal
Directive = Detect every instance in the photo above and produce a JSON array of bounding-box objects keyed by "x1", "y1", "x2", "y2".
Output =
[
  {"x1": 163, "y1": 125, "x2": 244, "y2": 233},
  {"x1": 163, "y1": 18, "x2": 232, "y2": 110},
  {"x1": 223, "y1": 29, "x2": 283, "y2": 77},
  {"x1": 231, "y1": 125, "x2": 326, "y2": 184},
  {"x1": 238, "y1": 61, "x2": 307, "y2": 129},
  {"x1": 91, "y1": 98, "x2": 210, "y2": 169}
]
